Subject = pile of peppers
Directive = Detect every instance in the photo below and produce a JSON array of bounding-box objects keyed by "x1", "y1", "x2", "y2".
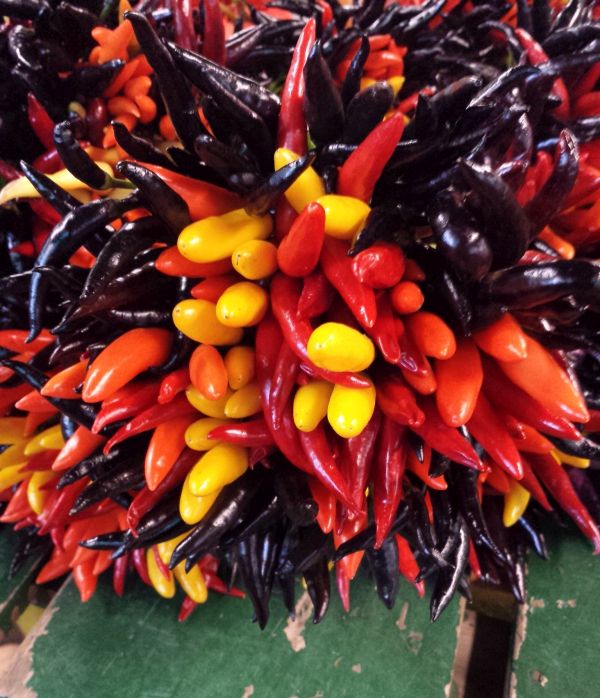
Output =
[{"x1": 0, "y1": 0, "x2": 600, "y2": 628}]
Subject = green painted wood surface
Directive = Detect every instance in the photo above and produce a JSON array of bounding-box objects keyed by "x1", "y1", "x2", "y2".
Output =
[
  {"x1": 512, "y1": 525, "x2": 600, "y2": 698},
  {"x1": 20, "y1": 573, "x2": 459, "y2": 698},
  {"x1": 0, "y1": 528, "x2": 43, "y2": 633}
]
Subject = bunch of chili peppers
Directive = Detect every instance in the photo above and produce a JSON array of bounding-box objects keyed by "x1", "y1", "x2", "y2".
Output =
[{"x1": 0, "y1": 0, "x2": 600, "y2": 627}]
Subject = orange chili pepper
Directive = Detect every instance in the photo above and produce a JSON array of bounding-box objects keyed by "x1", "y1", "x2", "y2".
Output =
[
  {"x1": 407, "y1": 444, "x2": 447, "y2": 490},
  {"x1": 15, "y1": 390, "x2": 55, "y2": 413},
  {"x1": 473, "y1": 313, "x2": 528, "y2": 362},
  {"x1": 390, "y1": 281, "x2": 424, "y2": 314},
  {"x1": 483, "y1": 459, "x2": 510, "y2": 494},
  {"x1": 500, "y1": 336, "x2": 589, "y2": 424},
  {"x1": 401, "y1": 356, "x2": 437, "y2": 395},
  {"x1": 123, "y1": 75, "x2": 152, "y2": 99},
  {"x1": 82, "y1": 328, "x2": 173, "y2": 403},
  {"x1": 73, "y1": 559, "x2": 98, "y2": 602},
  {"x1": 145, "y1": 416, "x2": 196, "y2": 491},
  {"x1": 134, "y1": 94, "x2": 158, "y2": 123},
  {"x1": 538, "y1": 227, "x2": 575, "y2": 259},
  {"x1": 41, "y1": 359, "x2": 89, "y2": 399},
  {"x1": 190, "y1": 274, "x2": 238, "y2": 302},
  {"x1": 0, "y1": 328, "x2": 53, "y2": 353},
  {"x1": 405, "y1": 311, "x2": 456, "y2": 360},
  {"x1": 156, "y1": 246, "x2": 232, "y2": 277},
  {"x1": 308, "y1": 478, "x2": 336, "y2": 534},
  {"x1": 435, "y1": 339, "x2": 482, "y2": 427},
  {"x1": 188, "y1": 345, "x2": 229, "y2": 401},
  {"x1": 24, "y1": 410, "x2": 56, "y2": 437},
  {"x1": 516, "y1": 424, "x2": 554, "y2": 454},
  {"x1": 52, "y1": 427, "x2": 106, "y2": 472}
]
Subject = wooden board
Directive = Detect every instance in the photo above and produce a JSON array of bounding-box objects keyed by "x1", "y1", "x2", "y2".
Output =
[
  {"x1": 3, "y1": 572, "x2": 461, "y2": 698},
  {"x1": 511, "y1": 525, "x2": 600, "y2": 698},
  {"x1": 0, "y1": 529, "x2": 44, "y2": 634}
]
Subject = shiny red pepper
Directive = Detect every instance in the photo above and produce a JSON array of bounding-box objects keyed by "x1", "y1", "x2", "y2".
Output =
[
  {"x1": 145, "y1": 415, "x2": 195, "y2": 491},
  {"x1": 208, "y1": 419, "x2": 274, "y2": 447},
  {"x1": 373, "y1": 417, "x2": 406, "y2": 548},
  {"x1": 297, "y1": 271, "x2": 335, "y2": 319},
  {"x1": 276, "y1": 202, "x2": 325, "y2": 277},
  {"x1": 27, "y1": 93, "x2": 55, "y2": 150},
  {"x1": 377, "y1": 374, "x2": 425, "y2": 428},
  {"x1": 519, "y1": 457, "x2": 552, "y2": 511},
  {"x1": 202, "y1": 0, "x2": 226, "y2": 65},
  {"x1": 343, "y1": 409, "x2": 382, "y2": 511},
  {"x1": 269, "y1": 342, "x2": 299, "y2": 429},
  {"x1": 156, "y1": 246, "x2": 233, "y2": 277},
  {"x1": 395, "y1": 534, "x2": 425, "y2": 596},
  {"x1": 92, "y1": 379, "x2": 160, "y2": 434},
  {"x1": 351, "y1": 243, "x2": 405, "y2": 289},
  {"x1": 158, "y1": 367, "x2": 190, "y2": 405},
  {"x1": 338, "y1": 113, "x2": 405, "y2": 202},
  {"x1": 364, "y1": 292, "x2": 402, "y2": 364}
]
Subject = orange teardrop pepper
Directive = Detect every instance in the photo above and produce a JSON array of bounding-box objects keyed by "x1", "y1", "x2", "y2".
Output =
[
  {"x1": 145, "y1": 416, "x2": 196, "y2": 491},
  {"x1": 473, "y1": 313, "x2": 528, "y2": 362},
  {"x1": 405, "y1": 311, "x2": 456, "y2": 360},
  {"x1": 188, "y1": 345, "x2": 229, "y2": 401},
  {"x1": 435, "y1": 339, "x2": 483, "y2": 427},
  {"x1": 41, "y1": 359, "x2": 89, "y2": 399}
]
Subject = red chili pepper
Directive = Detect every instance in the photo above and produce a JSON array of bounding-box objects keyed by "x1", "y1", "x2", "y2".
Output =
[
  {"x1": 276, "y1": 202, "x2": 325, "y2": 277},
  {"x1": 338, "y1": 113, "x2": 405, "y2": 202},
  {"x1": 178, "y1": 596, "x2": 197, "y2": 622},
  {"x1": 0, "y1": 159, "x2": 20, "y2": 181},
  {"x1": 270, "y1": 273, "x2": 371, "y2": 389},
  {"x1": 336, "y1": 566, "x2": 351, "y2": 612},
  {"x1": 483, "y1": 459, "x2": 510, "y2": 494},
  {"x1": 202, "y1": 0, "x2": 226, "y2": 64},
  {"x1": 189, "y1": 344, "x2": 228, "y2": 401},
  {"x1": 32, "y1": 148, "x2": 63, "y2": 173},
  {"x1": 363, "y1": 292, "x2": 402, "y2": 364},
  {"x1": 104, "y1": 393, "x2": 197, "y2": 454},
  {"x1": 519, "y1": 456, "x2": 552, "y2": 511},
  {"x1": 373, "y1": 417, "x2": 407, "y2": 547},
  {"x1": 405, "y1": 311, "x2": 456, "y2": 360},
  {"x1": 515, "y1": 27, "x2": 570, "y2": 121},
  {"x1": 82, "y1": 328, "x2": 172, "y2": 403},
  {"x1": 158, "y1": 367, "x2": 190, "y2": 405},
  {"x1": 351, "y1": 243, "x2": 405, "y2": 289},
  {"x1": 274, "y1": 198, "x2": 298, "y2": 243},
  {"x1": 573, "y1": 62, "x2": 600, "y2": 100},
  {"x1": 407, "y1": 444, "x2": 447, "y2": 490},
  {"x1": 132, "y1": 548, "x2": 152, "y2": 586},
  {"x1": 320, "y1": 238, "x2": 377, "y2": 329},
  {"x1": 27, "y1": 93, "x2": 55, "y2": 150},
  {"x1": 37, "y1": 479, "x2": 88, "y2": 534},
  {"x1": 309, "y1": 477, "x2": 336, "y2": 534},
  {"x1": 299, "y1": 425, "x2": 356, "y2": 511},
  {"x1": 334, "y1": 509, "x2": 368, "y2": 580},
  {"x1": 516, "y1": 424, "x2": 554, "y2": 454},
  {"x1": 156, "y1": 246, "x2": 233, "y2": 277},
  {"x1": 468, "y1": 541, "x2": 482, "y2": 579},
  {"x1": 277, "y1": 18, "x2": 316, "y2": 154},
  {"x1": 482, "y1": 357, "x2": 581, "y2": 441},
  {"x1": 208, "y1": 419, "x2": 274, "y2": 447},
  {"x1": 145, "y1": 415, "x2": 195, "y2": 491},
  {"x1": 297, "y1": 270, "x2": 335, "y2": 319},
  {"x1": 468, "y1": 392, "x2": 523, "y2": 479},
  {"x1": 203, "y1": 570, "x2": 245, "y2": 598},
  {"x1": 377, "y1": 374, "x2": 425, "y2": 428},
  {"x1": 435, "y1": 339, "x2": 483, "y2": 428},
  {"x1": 92, "y1": 379, "x2": 160, "y2": 434},
  {"x1": 0, "y1": 328, "x2": 54, "y2": 354},
  {"x1": 86, "y1": 97, "x2": 108, "y2": 147},
  {"x1": 0, "y1": 481, "x2": 30, "y2": 523},
  {"x1": 112, "y1": 552, "x2": 129, "y2": 597},
  {"x1": 528, "y1": 452, "x2": 600, "y2": 551},
  {"x1": 190, "y1": 274, "x2": 238, "y2": 301},
  {"x1": 401, "y1": 354, "x2": 437, "y2": 395},
  {"x1": 343, "y1": 409, "x2": 382, "y2": 510},
  {"x1": 412, "y1": 397, "x2": 483, "y2": 470},
  {"x1": 395, "y1": 534, "x2": 425, "y2": 597},
  {"x1": 269, "y1": 343, "x2": 299, "y2": 430}
]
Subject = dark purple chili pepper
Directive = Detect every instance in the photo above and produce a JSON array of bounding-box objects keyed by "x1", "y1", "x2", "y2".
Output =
[
  {"x1": 19, "y1": 160, "x2": 79, "y2": 215},
  {"x1": 244, "y1": 153, "x2": 314, "y2": 216},
  {"x1": 238, "y1": 533, "x2": 269, "y2": 628},
  {"x1": 430, "y1": 516, "x2": 469, "y2": 621},
  {"x1": 340, "y1": 34, "x2": 369, "y2": 107},
  {"x1": 112, "y1": 121, "x2": 174, "y2": 170},
  {"x1": 304, "y1": 41, "x2": 344, "y2": 145},
  {"x1": 304, "y1": 556, "x2": 330, "y2": 623},
  {"x1": 365, "y1": 537, "x2": 399, "y2": 609},
  {"x1": 343, "y1": 82, "x2": 393, "y2": 145},
  {"x1": 272, "y1": 457, "x2": 317, "y2": 526}
]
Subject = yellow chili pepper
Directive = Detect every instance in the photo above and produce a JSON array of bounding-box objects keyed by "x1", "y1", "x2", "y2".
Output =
[
  {"x1": 293, "y1": 381, "x2": 334, "y2": 432},
  {"x1": 360, "y1": 77, "x2": 376, "y2": 90},
  {"x1": 185, "y1": 418, "x2": 229, "y2": 451},
  {"x1": 0, "y1": 417, "x2": 27, "y2": 443},
  {"x1": 174, "y1": 563, "x2": 208, "y2": 604},
  {"x1": 224, "y1": 346, "x2": 255, "y2": 390},
  {"x1": 39, "y1": 425, "x2": 65, "y2": 451},
  {"x1": 551, "y1": 449, "x2": 590, "y2": 469},
  {"x1": 387, "y1": 76, "x2": 405, "y2": 96},
  {"x1": 24, "y1": 424, "x2": 64, "y2": 456},
  {"x1": 146, "y1": 548, "x2": 176, "y2": 598},
  {"x1": 315, "y1": 194, "x2": 371, "y2": 240},
  {"x1": 224, "y1": 381, "x2": 261, "y2": 418},
  {"x1": 307, "y1": 322, "x2": 375, "y2": 372},
  {"x1": 187, "y1": 444, "x2": 248, "y2": 497},
  {"x1": 173, "y1": 299, "x2": 243, "y2": 345},
  {"x1": 503, "y1": 480, "x2": 531, "y2": 527},
  {"x1": 0, "y1": 441, "x2": 28, "y2": 470},
  {"x1": 274, "y1": 147, "x2": 326, "y2": 212},
  {"x1": 0, "y1": 162, "x2": 114, "y2": 205},
  {"x1": 186, "y1": 387, "x2": 233, "y2": 419},
  {"x1": 216, "y1": 281, "x2": 269, "y2": 328},
  {"x1": 0, "y1": 463, "x2": 28, "y2": 490},
  {"x1": 232, "y1": 240, "x2": 278, "y2": 279},
  {"x1": 178, "y1": 208, "x2": 272, "y2": 263},
  {"x1": 327, "y1": 380, "x2": 376, "y2": 438},
  {"x1": 27, "y1": 470, "x2": 57, "y2": 515},
  {"x1": 180, "y1": 474, "x2": 221, "y2": 524}
]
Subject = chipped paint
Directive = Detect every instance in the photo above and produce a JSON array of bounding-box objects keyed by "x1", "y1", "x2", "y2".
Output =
[
  {"x1": 351, "y1": 664, "x2": 362, "y2": 674},
  {"x1": 241, "y1": 684, "x2": 255, "y2": 698},
  {"x1": 0, "y1": 599, "x2": 60, "y2": 698},
  {"x1": 530, "y1": 597, "x2": 545, "y2": 611},
  {"x1": 283, "y1": 591, "x2": 313, "y2": 653},
  {"x1": 395, "y1": 602, "x2": 409, "y2": 631},
  {"x1": 555, "y1": 599, "x2": 576, "y2": 609},
  {"x1": 510, "y1": 594, "x2": 530, "y2": 698},
  {"x1": 531, "y1": 670, "x2": 549, "y2": 687}
]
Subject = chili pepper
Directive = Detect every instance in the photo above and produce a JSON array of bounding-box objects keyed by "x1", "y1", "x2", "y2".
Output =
[
  {"x1": 395, "y1": 534, "x2": 424, "y2": 596},
  {"x1": 216, "y1": 281, "x2": 269, "y2": 328},
  {"x1": 303, "y1": 41, "x2": 344, "y2": 146},
  {"x1": 82, "y1": 328, "x2": 172, "y2": 403},
  {"x1": 207, "y1": 420, "x2": 273, "y2": 448},
  {"x1": 112, "y1": 122, "x2": 172, "y2": 169},
  {"x1": 191, "y1": 275, "x2": 238, "y2": 303},
  {"x1": 529, "y1": 452, "x2": 600, "y2": 552},
  {"x1": 327, "y1": 379, "x2": 376, "y2": 439},
  {"x1": 550, "y1": 436, "x2": 600, "y2": 461},
  {"x1": 430, "y1": 517, "x2": 468, "y2": 622},
  {"x1": 156, "y1": 247, "x2": 232, "y2": 278},
  {"x1": 276, "y1": 202, "x2": 325, "y2": 278},
  {"x1": 92, "y1": 380, "x2": 160, "y2": 434},
  {"x1": 40, "y1": 360, "x2": 88, "y2": 400},
  {"x1": 269, "y1": 343, "x2": 299, "y2": 430},
  {"x1": 352, "y1": 244, "x2": 405, "y2": 291},
  {"x1": 472, "y1": 313, "x2": 528, "y2": 363},
  {"x1": 104, "y1": 393, "x2": 196, "y2": 454},
  {"x1": 341, "y1": 35, "x2": 370, "y2": 106},
  {"x1": 278, "y1": 18, "x2": 316, "y2": 154},
  {"x1": 116, "y1": 162, "x2": 190, "y2": 239},
  {"x1": 434, "y1": 339, "x2": 482, "y2": 428},
  {"x1": 499, "y1": 336, "x2": 589, "y2": 424},
  {"x1": 372, "y1": 418, "x2": 406, "y2": 548},
  {"x1": 189, "y1": 345, "x2": 228, "y2": 401},
  {"x1": 298, "y1": 272, "x2": 334, "y2": 319},
  {"x1": 224, "y1": 382, "x2": 261, "y2": 419},
  {"x1": 482, "y1": 358, "x2": 580, "y2": 441},
  {"x1": 19, "y1": 161, "x2": 78, "y2": 217},
  {"x1": 126, "y1": 12, "x2": 204, "y2": 152},
  {"x1": 366, "y1": 537, "x2": 400, "y2": 609},
  {"x1": 377, "y1": 374, "x2": 425, "y2": 428},
  {"x1": 412, "y1": 398, "x2": 483, "y2": 470},
  {"x1": 28, "y1": 193, "x2": 140, "y2": 341},
  {"x1": 293, "y1": 380, "x2": 333, "y2": 433},
  {"x1": 145, "y1": 416, "x2": 195, "y2": 491}
]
